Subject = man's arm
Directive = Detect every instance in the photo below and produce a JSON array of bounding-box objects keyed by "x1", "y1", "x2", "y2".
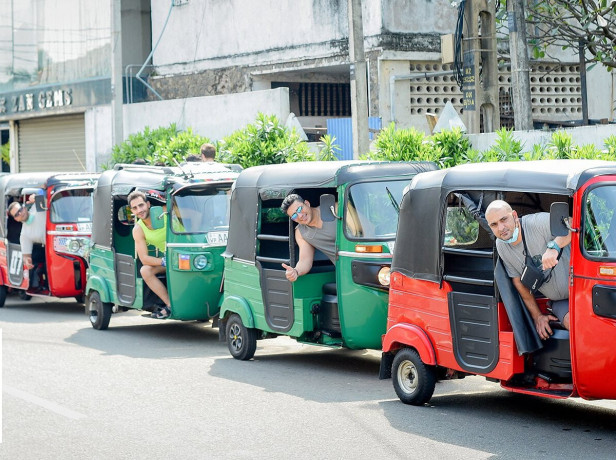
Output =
[
  {"x1": 282, "y1": 227, "x2": 315, "y2": 282},
  {"x1": 512, "y1": 276, "x2": 557, "y2": 340},
  {"x1": 132, "y1": 225, "x2": 165, "y2": 267}
]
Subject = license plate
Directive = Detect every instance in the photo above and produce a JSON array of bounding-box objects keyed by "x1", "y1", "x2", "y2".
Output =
[{"x1": 207, "y1": 231, "x2": 228, "y2": 245}]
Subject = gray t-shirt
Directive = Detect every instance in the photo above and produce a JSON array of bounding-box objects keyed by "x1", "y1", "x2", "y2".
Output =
[
  {"x1": 496, "y1": 212, "x2": 569, "y2": 301},
  {"x1": 298, "y1": 218, "x2": 337, "y2": 264}
]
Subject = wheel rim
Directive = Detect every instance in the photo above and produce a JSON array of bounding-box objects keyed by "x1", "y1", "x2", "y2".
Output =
[
  {"x1": 397, "y1": 359, "x2": 419, "y2": 394},
  {"x1": 229, "y1": 322, "x2": 243, "y2": 352},
  {"x1": 89, "y1": 298, "x2": 99, "y2": 324}
]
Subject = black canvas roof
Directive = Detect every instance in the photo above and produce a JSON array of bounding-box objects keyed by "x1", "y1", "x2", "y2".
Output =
[
  {"x1": 392, "y1": 159, "x2": 616, "y2": 283},
  {"x1": 226, "y1": 160, "x2": 438, "y2": 262},
  {"x1": 0, "y1": 172, "x2": 98, "y2": 239}
]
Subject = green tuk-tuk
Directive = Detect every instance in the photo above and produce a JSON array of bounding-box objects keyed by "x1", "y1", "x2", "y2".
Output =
[
  {"x1": 85, "y1": 163, "x2": 240, "y2": 329},
  {"x1": 219, "y1": 160, "x2": 437, "y2": 360}
]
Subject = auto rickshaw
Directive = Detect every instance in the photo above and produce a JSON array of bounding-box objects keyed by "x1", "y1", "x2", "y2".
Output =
[
  {"x1": 85, "y1": 162, "x2": 240, "y2": 329},
  {"x1": 219, "y1": 160, "x2": 438, "y2": 360},
  {"x1": 381, "y1": 159, "x2": 616, "y2": 405},
  {"x1": 0, "y1": 172, "x2": 99, "y2": 307}
]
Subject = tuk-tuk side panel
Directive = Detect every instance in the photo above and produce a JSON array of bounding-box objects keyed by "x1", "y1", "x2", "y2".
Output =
[
  {"x1": 220, "y1": 259, "x2": 263, "y2": 329},
  {"x1": 387, "y1": 274, "x2": 523, "y2": 380},
  {"x1": 87, "y1": 247, "x2": 118, "y2": 304},
  {"x1": 166, "y1": 245, "x2": 226, "y2": 320},
  {"x1": 569, "y1": 178, "x2": 616, "y2": 400}
]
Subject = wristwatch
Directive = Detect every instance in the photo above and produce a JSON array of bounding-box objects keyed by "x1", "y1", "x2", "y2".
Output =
[{"x1": 546, "y1": 240, "x2": 560, "y2": 250}]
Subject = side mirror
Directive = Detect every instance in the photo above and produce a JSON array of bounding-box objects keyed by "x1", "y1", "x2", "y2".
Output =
[
  {"x1": 150, "y1": 206, "x2": 166, "y2": 230},
  {"x1": 34, "y1": 194, "x2": 46, "y2": 212},
  {"x1": 320, "y1": 194, "x2": 337, "y2": 222},
  {"x1": 550, "y1": 202, "x2": 570, "y2": 237}
]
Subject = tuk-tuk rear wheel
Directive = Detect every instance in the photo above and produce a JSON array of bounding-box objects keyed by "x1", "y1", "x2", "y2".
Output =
[
  {"x1": 392, "y1": 348, "x2": 436, "y2": 406},
  {"x1": 87, "y1": 291, "x2": 112, "y2": 330},
  {"x1": 0, "y1": 285, "x2": 6, "y2": 307},
  {"x1": 226, "y1": 313, "x2": 257, "y2": 361}
]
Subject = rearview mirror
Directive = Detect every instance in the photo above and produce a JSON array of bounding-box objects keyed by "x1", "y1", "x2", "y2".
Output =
[
  {"x1": 320, "y1": 194, "x2": 337, "y2": 222},
  {"x1": 150, "y1": 206, "x2": 166, "y2": 230},
  {"x1": 550, "y1": 202, "x2": 570, "y2": 237}
]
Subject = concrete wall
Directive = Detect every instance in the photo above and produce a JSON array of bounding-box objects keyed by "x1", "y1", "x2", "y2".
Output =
[
  {"x1": 469, "y1": 124, "x2": 616, "y2": 153},
  {"x1": 85, "y1": 87, "x2": 290, "y2": 170}
]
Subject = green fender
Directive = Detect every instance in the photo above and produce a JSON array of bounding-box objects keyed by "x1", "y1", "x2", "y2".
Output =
[
  {"x1": 86, "y1": 275, "x2": 113, "y2": 304},
  {"x1": 220, "y1": 295, "x2": 255, "y2": 328}
]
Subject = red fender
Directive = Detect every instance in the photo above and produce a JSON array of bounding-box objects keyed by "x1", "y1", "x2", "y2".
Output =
[{"x1": 382, "y1": 323, "x2": 437, "y2": 365}]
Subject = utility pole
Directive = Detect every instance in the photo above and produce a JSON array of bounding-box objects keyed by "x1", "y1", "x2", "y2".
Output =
[
  {"x1": 348, "y1": 0, "x2": 370, "y2": 159},
  {"x1": 111, "y1": 0, "x2": 124, "y2": 151},
  {"x1": 507, "y1": 0, "x2": 533, "y2": 130},
  {"x1": 462, "y1": 0, "x2": 500, "y2": 133}
]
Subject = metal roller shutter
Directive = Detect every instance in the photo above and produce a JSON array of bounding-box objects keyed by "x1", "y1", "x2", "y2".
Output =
[{"x1": 18, "y1": 114, "x2": 86, "y2": 172}]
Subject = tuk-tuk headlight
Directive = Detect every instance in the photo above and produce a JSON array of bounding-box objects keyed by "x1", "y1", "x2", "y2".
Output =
[
  {"x1": 68, "y1": 239, "x2": 82, "y2": 253},
  {"x1": 193, "y1": 254, "x2": 208, "y2": 270},
  {"x1": 377, "y1": 266, "x2": 391, "y2": 286}
]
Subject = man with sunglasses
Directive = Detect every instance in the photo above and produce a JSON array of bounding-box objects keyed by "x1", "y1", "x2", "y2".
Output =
[
  {"x1": 280, "y1": 193, "x2": 336, "y2": 282},
  {"x1": 8, "y1": 196, "x2": 47, "y2": 288}
]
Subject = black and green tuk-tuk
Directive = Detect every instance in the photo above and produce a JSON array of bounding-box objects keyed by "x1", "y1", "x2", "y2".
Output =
[
  {"x1": 85, "y1": 163, "x2": 240, "y2": 329},
  {"x1": 218, "y1": 160, "x2": 438, "y2": 360}
]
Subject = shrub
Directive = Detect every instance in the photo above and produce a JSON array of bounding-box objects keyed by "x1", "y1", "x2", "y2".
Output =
[
  {"x1": 1, "y1": 141, "x2": 9, "y2": 166},
  {"x1": 109, "y1": 124, "x2": 211, "y2": 166},
  {"x1": 367, "y1": 123, "x2": 437, "y2": 163},
  {"x1": 430, "y1": 128, "x2": 471, "y2": 167},
  {"x1": 217, "y1": 113, "x2": 313, "y2": 168}
]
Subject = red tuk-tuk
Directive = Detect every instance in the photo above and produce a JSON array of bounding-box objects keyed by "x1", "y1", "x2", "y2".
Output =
[
  {"x1": 381, "y1": 160, "x2": 616, "y2": 405},
  {"x1": 0, "y1": 172, "x2": 98, "y2": 306}
]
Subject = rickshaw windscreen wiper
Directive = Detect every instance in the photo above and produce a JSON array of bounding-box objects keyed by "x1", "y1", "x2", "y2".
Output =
[{"x1": 386, "y1": 187, "x2": 400, "y2": 214}]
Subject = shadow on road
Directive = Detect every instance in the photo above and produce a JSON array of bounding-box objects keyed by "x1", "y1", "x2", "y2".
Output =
[
  {"x1": 379, "y1": 388, "x2": 616, "y2": 457},
  {"x1": 209, "y1": 344, "x2": 386, "y2": 403},
  {"x1": 65, "y1": 318, "x2": 226, "y2": 359},
  {"x1": 0, "y1": 295, "x2": 84, "y2": 324}
]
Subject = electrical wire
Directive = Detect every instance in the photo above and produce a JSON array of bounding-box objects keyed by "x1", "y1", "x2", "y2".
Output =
[{"x1": 453, "y1": 0, "x2": 466, "y2": 91}]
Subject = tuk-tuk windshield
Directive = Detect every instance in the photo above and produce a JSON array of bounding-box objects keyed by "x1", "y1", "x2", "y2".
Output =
[
  {"x1": 50, "y1": 189, "x2": 94, "y2": 224},
  {"x1": 583, "y1": 185, "x2": 616, "y2": 260},
  {"x1": 345, "y1": 179, "x2": 408, "y2": 240},
  {"x1": 171, "y1": 186, "x2": 231, "y2": 234}
]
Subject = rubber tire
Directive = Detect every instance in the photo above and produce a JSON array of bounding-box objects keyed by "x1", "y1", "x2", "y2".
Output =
[
  {"x1": 392, "y1": 348, "x2": 436, "y2": 406},
  {"x1": 226, "y1": 313, "x2": 257, "y2": 361},
  {"x1": 0, "y1": 285, "x2": 7, "y2": 307},
  {"x1": 87, "y1": 291, "x2": 112, "y2": 330},
  {"x1": 19, "y1": 290, "x2": 32, "y2": 301}
]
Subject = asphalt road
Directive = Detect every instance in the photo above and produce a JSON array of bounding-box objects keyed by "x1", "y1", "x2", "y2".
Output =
[{"x1": 1, "y1": 294, "x2": 615, "y2": 459}]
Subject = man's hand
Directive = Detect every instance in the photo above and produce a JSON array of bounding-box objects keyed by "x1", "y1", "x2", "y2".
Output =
[
  {"x1": 282, "y1": 263, "x2": 298, "y2": 282},
  {"x1": 542, "y1": 248, "x2": 560, "y2": 269},
  {"x1": 534, "y1": 313, "x2": 558, "y2": 340},
  {"x1": 23, "y1": 255, "x2": 34, "y2": 270}
]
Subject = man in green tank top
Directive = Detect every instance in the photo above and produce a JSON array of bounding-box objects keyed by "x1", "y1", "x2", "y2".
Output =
[{"x1": 128, "y1": 190, "x2": 171, "y2": 319}]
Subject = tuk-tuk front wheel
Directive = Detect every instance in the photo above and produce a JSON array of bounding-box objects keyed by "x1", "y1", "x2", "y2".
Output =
[
  {"x1": 87, "y1": 291, "x2": 112, "y2": 330},
  {"x1": 392, "y1": 348, "x2": 436, "y2": 406},
  {"x1": 226, "y1": 313, "x2": 257, "y2": 361}
]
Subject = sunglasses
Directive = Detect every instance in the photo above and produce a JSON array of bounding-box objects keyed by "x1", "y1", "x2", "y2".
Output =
[
  {"x1": 290, "y1": 205, "x2": 303, "y2": 221},
  {"x1": 12, "y1": 207, "x2": 25, "y2": 218}
]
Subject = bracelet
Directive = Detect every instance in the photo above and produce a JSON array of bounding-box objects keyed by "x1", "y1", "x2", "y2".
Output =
[{"x1": 294, "y1": 267, "x2": 299, "y2": 277}]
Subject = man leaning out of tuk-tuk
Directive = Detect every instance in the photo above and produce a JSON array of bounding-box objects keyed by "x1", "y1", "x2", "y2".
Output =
[
  {"x1": 8, "y1": 195, "x2": 47, "y2": 289},
  {"x1": 280, "y1": 193, "x2": 336, "y2": 282},
  {"x1": 485, "y1": 200, "x2": 571, "y2": 340},
  {"x1": 128, "y1": 190, "x2": 171, "y2": 319}
]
